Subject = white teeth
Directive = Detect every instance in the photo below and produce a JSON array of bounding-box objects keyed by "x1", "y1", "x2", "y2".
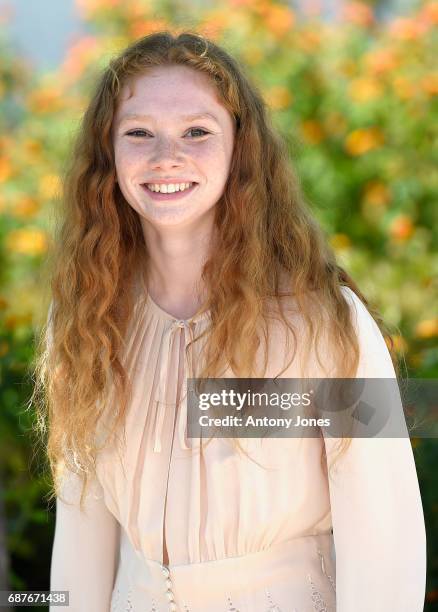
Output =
[{"x1": 145, "y1": 182, "x2": 193, "y2": 193}]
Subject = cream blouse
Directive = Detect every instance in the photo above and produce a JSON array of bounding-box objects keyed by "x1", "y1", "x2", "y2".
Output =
[{"x1": 49, "y1": 279, "x2": 426, "y2": 612}]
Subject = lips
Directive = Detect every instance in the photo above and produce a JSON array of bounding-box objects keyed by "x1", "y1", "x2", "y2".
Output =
[{"x1": 140, "y1": 182, "x2": 199, "y2": 200}]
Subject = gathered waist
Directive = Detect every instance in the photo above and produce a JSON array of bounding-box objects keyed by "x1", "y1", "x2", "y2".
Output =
[{"x1": 112, "y1": 529, "x2": 337, "y2": 612}]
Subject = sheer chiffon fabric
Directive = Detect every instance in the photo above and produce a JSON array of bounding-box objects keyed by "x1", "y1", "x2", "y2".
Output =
[{"x1": 49, "y1": 278, "x2": 426, "y2": 611}]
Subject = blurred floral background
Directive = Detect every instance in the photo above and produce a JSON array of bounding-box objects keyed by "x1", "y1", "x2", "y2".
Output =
[{"x1": 0, "y1": 0, "x2": 437, "y2": 609}]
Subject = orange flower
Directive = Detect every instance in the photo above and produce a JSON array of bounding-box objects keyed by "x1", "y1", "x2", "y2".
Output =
[
  {"x1": 348, "y1": 77, "x2": 383, "y2": 102},
  {"x1": 344, "y1": 127, "x2": 384, "y2": 156},
  {"x1": 0, "y1": 156, "x2": 13, "y2": 182},
  {"x1": 61, "y1": 35, "x2": 100, "y2": 82},
  {"x1": 130, "y1": 19, "x2": 169, "y2": 39},
  {"x1": 389, "y1": 214, "x2": 414, "y2": 241},
  {"x1": 363, "y1": 181, "x2": 391, "y2": 206},
  {"x1": 296, "y1": 29, "x2": 322, "y2": 52},
  {"x1": 420, "y1": 73, "x2": 438, "y2": 97},
  {"x1": 5, "y1": 228, "x2": 48, "y2": 255},
  {"x1": 23, "y1": 139, "x2": 43, "y2": 159},
  {"x1": 419, "y1": 2, "x2": 438, "y2": 25},
  {"x1": 13, "y1": 196, "x2": 40, "y2": 219},
  {"x1": 264, "y1": 5, "x2": 295, "y2": 38},
  {"x1": 27, "y1": 86, "x2": 65, "y2": 114},
  {"x1": 300, "y1": 120, "x2": 325, "y2": 144},
  {"x1": 392, "y1": 76, "x2": 416, "y2": 100},
  {"x1": 389, "y1": 17, "x2": 429, "y2": 41},
  {"x1": 415, "y1": 319, "x2": 438, "y2": 339},
  {"x1": 364, "y1": 49, "x2": 400, "y2": 76},
  {"x1": 265, "y1": 86, "x2": 292, "y2": 110},
  {"x1": 197, "y1": 12, "x2": 232, "y2": 41},
  {"x1": 342, "y1": 2, "x2": 375, "y2": 27}
]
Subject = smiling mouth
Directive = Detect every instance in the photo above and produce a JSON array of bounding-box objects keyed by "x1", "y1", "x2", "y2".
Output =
[{"x1": 140, "y1": 182, "x2": 199, "y2": 199}]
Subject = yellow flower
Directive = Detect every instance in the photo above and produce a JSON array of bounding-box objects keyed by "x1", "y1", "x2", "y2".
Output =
[
  {"x1": 265, "y1": 86, "x2": 293, "y2": 110},
  {"x1": 241, "y1": 46, "x2": 264, "y2": 66},
  {"x1": 301, "y1": 120, "x2": 325, "y2": 144},
  {"x1": 330, "y1": 234, "x2": 351, "y2": 250},
  {"x1": 348, "y1": 77, "x2": 383, "y2": 102},
  {"x1": 5, "y1": 228, "x2": 48, "y2": 255},
  {"x1": 339, "y1": 59, "x2": 357, "y2": 78},
  {"x1": 4, "y1": 313, "x2": 33, "y2": 330},
  {"x1": 415, "y1": 319, "x2": 438, "y2": 339},
  {"x1": 344, "y1": 127, "x2": 384, "y2": 156},
  {"x1": 39, "y1": 174, "x2": 62, "y2": 200}
]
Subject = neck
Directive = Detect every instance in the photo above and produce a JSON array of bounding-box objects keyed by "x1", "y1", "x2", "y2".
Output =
[{"x1": 140, "y1": 216, "x2": 215, "y2": 320}]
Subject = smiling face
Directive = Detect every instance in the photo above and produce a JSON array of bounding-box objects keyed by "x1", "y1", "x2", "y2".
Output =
[{"x1": 112, "y1": 64, "x2": 235, "y2": 228}]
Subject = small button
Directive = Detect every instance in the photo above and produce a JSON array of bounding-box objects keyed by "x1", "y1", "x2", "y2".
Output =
[
  {"x1": 165, "y1": 578, "x2": 172, "y2": 589},
  {"x1": 169, "y1": 602, "x2": 177, "y2": 612},
  {"x1": 176, "y1": 320, "x2": 185, "y2": 328},
  {"x1": 166, "y1": 589, "x2": 175, "y2": 601},
  {"x1": 161, "y1": 565, "x2": 170, "y2": 578}
]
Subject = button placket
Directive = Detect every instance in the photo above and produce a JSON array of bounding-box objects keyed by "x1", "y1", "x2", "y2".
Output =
[{"x1": 160, "y1": 563, "x2": 178, "y2": 611}]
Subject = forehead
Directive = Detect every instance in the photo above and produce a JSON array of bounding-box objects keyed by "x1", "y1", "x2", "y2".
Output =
[{"x1": 116, "y1": 65, "x2": 223, "y2": 115}]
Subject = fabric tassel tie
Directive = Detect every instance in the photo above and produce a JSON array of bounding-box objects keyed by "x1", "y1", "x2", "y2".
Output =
[{"x1": 154, "y1": 319, "x2": 196, "y2": 453}]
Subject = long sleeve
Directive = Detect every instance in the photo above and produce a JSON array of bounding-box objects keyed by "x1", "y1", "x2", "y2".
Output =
[
  {"x1": 49, "y1": 467, "x2": 120, "y2": 612},
  {"x1": 323, "y1": 287, "x2": 426, "y2": 611}
]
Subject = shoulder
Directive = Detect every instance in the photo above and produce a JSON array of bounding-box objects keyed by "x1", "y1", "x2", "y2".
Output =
[{"x1": 340, "y1": 286, "x2": 396, "y2": 378}]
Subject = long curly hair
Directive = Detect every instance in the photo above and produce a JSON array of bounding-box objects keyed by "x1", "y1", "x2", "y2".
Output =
[{"x1": 30, "y1": 30, "x2": 396, "y2": 511}]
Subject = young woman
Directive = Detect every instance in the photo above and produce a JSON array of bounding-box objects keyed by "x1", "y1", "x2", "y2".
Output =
[{"x1": 34, "y1": 31, "x2": 426, "y2": 611}]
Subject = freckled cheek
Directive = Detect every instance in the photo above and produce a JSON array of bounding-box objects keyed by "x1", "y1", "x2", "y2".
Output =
[
  {"x1": 114, "y1": 149, "x2": 145, "y2": 179},
  {"x1": 191, "y1": 146, "x2": 230, "y2": 176}
]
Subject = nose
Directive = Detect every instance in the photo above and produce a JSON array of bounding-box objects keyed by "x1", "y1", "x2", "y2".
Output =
[{"x1": 149, "y1": 136, "x2": 185, "y2": 171}]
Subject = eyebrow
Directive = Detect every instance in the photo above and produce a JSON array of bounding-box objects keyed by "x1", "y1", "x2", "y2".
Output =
[{"x1": 117, "y1": 112, "x2": 221, "y2": 126}]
